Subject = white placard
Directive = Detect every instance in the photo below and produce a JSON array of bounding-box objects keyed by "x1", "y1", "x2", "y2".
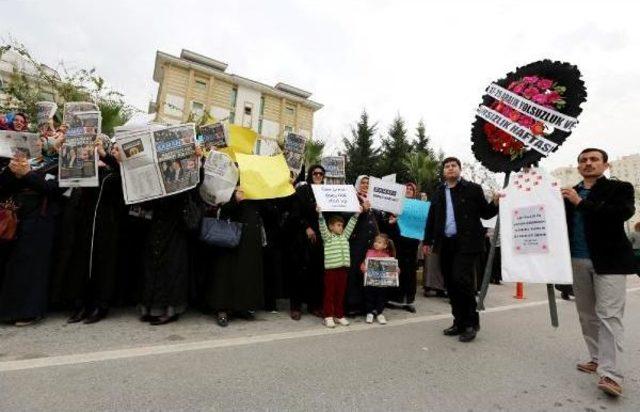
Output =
[
  {"x1": 367, "y1": 176, "x2": 406, "y2": 215},
  {"x1": 499, "y1": 168, "x2": 572, "y2": 284},
  {"x1": 199, "y1": 151, "x2": 238, "y2": 205},
  {"x1": 312, "y1": 184, "x2": 361, "y2": 212}
]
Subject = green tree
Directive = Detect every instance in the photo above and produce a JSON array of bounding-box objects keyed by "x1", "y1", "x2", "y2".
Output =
[
  {"x1": 413, "y1": 119, "x2": 432, "y2": 157},
  {"x1": 0, "y1": 41, "x2": 134, "y2": 135},
  {"x1": 343, "y1": 110, "x2": 380, "y2": 183},
  {"x1": 304, "y1": 138, "x2": 325, "y2": 167},
  {"x1": 379, "y1": 114, "x2": 412, "y2": 182},
  {"x1": 403, "y1": 152, "x2": 439, "y2": 195}
]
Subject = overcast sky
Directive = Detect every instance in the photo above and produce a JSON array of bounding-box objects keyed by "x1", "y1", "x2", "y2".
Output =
[{"x1": 4, "y1": 0, "x2": 639, "y2": 169}]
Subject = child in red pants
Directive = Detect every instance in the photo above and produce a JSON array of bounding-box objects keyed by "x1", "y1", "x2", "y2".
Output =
[{"x1": 317, "y1": 207, "x2": 360, "y2": 328}]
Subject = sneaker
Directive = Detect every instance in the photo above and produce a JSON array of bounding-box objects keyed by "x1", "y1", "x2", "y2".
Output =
[
  {"x1": 365, "y1": 313, "x2": 374, "y2": 324},
  {"x1": 376, "y1": 314, "x2": 387, "y2": 325},
  {"x1": 597, "y1": 376, "x2": 622, "y2": 397},
  {"x1": 577, "y1": 361, "x2": 598, "y2": 374},
  {"x1": 335, "y1": 317, "x2": 350, "y2": 326},
  {"x1": 323, "y1": 317, "x2": 336, "y2": 328}
]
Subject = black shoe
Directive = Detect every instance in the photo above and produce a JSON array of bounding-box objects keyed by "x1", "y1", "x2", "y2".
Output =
[
  {"x1": 459, "y1": 327, "x2": 477, "y2": 342},
  {"x1": 140, "y1": 314, "x2": 154, "y2": 322},
  {"x1": 83, "y1": 308, "x2": 108, "y2": 324},
  {"x1": 443, "y1": 324, "x2": 462, "y2": 336},
  {"x1": 435, "y1": 290, "x2": 447, "y2": 298},
  {"x1": 67, "y1": 308, "x2": 88, "y2": 324},
  {"x1": 150, "y1": 314, "x2": 179, "y2": 326},
  {"x1": 216, "y1": 312, "x2": 228, "y2": 327},
  {"x1": 474, "y1": 324, "x2": 481, "y2": 332},
  {"x1": 403, "y1": 304, "x2": 416, "y2": 313},
  {"x1": 560, "y1": 291, "x2": 570, "y2": 301}
]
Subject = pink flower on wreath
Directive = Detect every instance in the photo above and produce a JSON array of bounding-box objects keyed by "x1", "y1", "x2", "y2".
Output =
[
  {"x1": 547, "y1": 91, "x2": 561, "y2": 104},
  {"x1": 508, "y1": 81, "x2": 518, "y2": 90},
  {"x1": 522, "y1": 76, "x2": 539, "y2": 84},
  {"x1": 517, "y1": 116, "x2": 535, "y2": 127},
  {"x1": 513, "y1": 82, "x2": 526, "y2": 94},
  {"x1": 532, "y1": 93, "x2": 549, "y2": 105},
  {"x1": 523, "y1": 86, "x2": 539, "y2": 99},
  {"x1": 536, "y1": 78, "x2": 553, "y2": 90}
]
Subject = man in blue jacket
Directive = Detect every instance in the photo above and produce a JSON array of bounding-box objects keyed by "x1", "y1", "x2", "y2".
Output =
[{"x1": 562, "y1": 148, "x2": 636, "y2": 397}]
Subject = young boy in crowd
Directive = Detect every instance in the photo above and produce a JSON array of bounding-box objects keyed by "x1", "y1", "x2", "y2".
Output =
[{"x1": 317, "y1": 207, "x2": 360, "y2": 328}]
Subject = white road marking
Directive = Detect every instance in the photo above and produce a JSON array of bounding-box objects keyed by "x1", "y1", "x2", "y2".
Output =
[{"x1": 2, "y1": 287, "x2": 639, "y2": 373}]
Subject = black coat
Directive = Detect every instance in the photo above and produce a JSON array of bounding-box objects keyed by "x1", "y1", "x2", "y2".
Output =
[
  {"x1": 564, "y1": 177, "x2": 636, "y2": 274},
  {"x1": 424, "y1": 179, "x2": 498, "y2": 254}
]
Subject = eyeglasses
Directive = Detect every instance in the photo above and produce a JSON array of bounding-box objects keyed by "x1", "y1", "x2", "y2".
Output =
[{"x1": 313, "y1": 172, "x2": 324, "y2": 176}]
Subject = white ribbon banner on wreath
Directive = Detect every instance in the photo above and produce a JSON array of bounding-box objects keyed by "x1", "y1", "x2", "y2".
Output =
[
  {"x1": 485, "y1": 83, "x2": 578, "y2": 132},
  {"x1": 476, "y1": 105, "x2": 558, "y2": 156}
]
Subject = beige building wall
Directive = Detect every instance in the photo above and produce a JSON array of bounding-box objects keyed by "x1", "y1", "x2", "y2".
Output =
[{"x1": 152, "y1": 50, "x2": 322, "y2": 136}]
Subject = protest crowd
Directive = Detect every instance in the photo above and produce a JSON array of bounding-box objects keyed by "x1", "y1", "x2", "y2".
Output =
[{"x1": 0, "y1": 106, "x2": 637, "y2": 398}]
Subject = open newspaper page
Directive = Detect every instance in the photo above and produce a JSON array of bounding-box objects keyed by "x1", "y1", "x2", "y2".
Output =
[
  {"x1": 58, "y1": 108, "x2": 101, "y2": 187},
  {"x1": 153, "y1": 124, "x2": 200, "y2": 196},
  {"x1": 116, "y1": 128, "x2": 165, "y2": 204},
  {"x1": 0, "y1": 131, "x2": 42, "y2": 159},
  {"x1": 364, "y1": 257, "x2": 400, "y2": 287},
  {"x1": 283, "y1": 132, "x2": 306, "y2": 174},
  {"x1": 199, "y1": 151, "x2": 238, "y2": 205}
]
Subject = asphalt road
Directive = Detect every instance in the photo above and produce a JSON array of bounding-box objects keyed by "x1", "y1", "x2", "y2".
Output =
[{"x1": 2, "y1": 280, "x2": 640, "y2": 411}]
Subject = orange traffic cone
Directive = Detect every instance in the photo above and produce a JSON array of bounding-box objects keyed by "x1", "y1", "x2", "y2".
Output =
[{"x1": 514, "y1": 282, "x2": 524, "y2": 299}]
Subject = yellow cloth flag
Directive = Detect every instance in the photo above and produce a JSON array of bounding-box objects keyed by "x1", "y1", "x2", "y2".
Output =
[
  {"x1": 227, "y1": 124, "x2": 258, "y2": 155},
  {"x1": 236, "y1": 153, "x2": 295, "y2": 200}
]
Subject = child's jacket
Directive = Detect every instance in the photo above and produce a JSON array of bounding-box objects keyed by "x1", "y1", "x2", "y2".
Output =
[{"x1": 319, "y1": 214, "x2": 358, "y2": 269}]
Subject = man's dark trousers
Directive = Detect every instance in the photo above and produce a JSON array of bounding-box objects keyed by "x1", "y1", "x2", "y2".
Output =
[{"x1": 440, "y1": 237, "x2": 479, "y2": 329}]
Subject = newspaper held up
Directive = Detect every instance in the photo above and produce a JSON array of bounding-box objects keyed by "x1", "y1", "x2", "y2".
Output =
[
  {"x1": 58, "y1": 107, "x2": 101, "y2": 188},
  {"x1": 283, "y1": 132, "x2": 306, "y2": 174},
  {"x1": 199, "y1": 151, "x2": 238, "y2": 205},
  {"x1": 199, "y1": 122, "x2": 228, "y2": 150},
  {"x1": 0, "y1": 131, "x2": 42, "y2": 159},
  {"x1": 116, "y1": 123, "x2": 201, "y2": 205},
  {"x1": 364, "y1": 257, "x2": 400, "y2": 287},
  {"x1": 321, "y1": 156, "x2": 346, "y2": 178},
  {"x1": 35, "y1": 101, "x2": 58, "y2": 128}
]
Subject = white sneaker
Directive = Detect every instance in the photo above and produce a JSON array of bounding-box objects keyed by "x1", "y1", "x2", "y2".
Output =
[
  {"x1": 376, "y1": 314, "x2": 387, "y2": 325},
  {"x1": 365, "y1": 313, "x2": 374, "y2": 324},
  {"x1": 335, "y1": 317, "x2": 350, "y2": 326},
  {"x1": 323, "y1": 317, "x2": 336, "y2": 328}
]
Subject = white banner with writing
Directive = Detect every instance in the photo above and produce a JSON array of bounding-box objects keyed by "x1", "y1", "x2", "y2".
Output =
[
  {"x1": 499, "y1": 168, "x2": 572, "y2": 284},
  {"x1": 312, "y1": 184, "x2": 361, "y2": 213}
]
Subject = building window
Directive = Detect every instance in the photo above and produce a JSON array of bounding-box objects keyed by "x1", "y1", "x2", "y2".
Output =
[
  {"x1": 260, "y1": 96, "x2": 265, "y2": 116},
  {"x1": 284, "y1": 125, "x2": 293, "y2": 135},
  {"x1": 285, "y1": 105, "x2": 295, "y2": 116},
  {"x1": 244, "y1": 105, "x2": 252, "y2": 116},
  {"x1": 164, "y1": 94, "x2": 185, "y2": 118},
  {"x1": 258, "y1": 119, "x2": 263, "y2": 133},
  {"x1": 191, "y1": 101, "x2": 204, "y2": 120},
  {"x1": 230, "y1": 87, "x2": 238, "y2": 109},
  {"x1": 194, "y1": 79, "x2": 207, "y2": 91}
]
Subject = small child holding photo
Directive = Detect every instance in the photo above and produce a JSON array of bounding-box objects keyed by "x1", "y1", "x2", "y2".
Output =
[{"x1": 360, "y1": 234, "x2": 398, "y2": 325}]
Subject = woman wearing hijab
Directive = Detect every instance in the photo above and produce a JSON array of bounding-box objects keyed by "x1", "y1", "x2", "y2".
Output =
[
  {"x1": 292, "y1": 164, "x2": 326, "y2": 318},
  {"x1": 0, "y1": 114, "x2": 64, "y2": 325},
  {"x1": 345, "y1": 175, "x2": 379, "y2": 316},
  {"x1": 386, "y1": 182, "x2": 421, "y2": 312},
  {"x1": 205, "y1": 187, "x2": 265, "y2": 327},
  {"x1": 51, "y1": 135, "x2": 125, "y2": 324}
]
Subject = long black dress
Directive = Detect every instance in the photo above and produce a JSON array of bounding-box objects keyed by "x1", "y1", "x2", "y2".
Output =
[
  {"x1": 205, "y1": 197, "x2": 264, "y2": 312},
  {"x1": 0, "y1": 160, "x2": 63, "y2": 322},
  {"x1": 140, "y1": 193, "x2": 191, "y2": 317},
  {"x1": 50, "y1": 155, "x2": 124, "y2": 310},
  {"x1": 295, "y1": 182, "x2": 324, "y2": 312}
]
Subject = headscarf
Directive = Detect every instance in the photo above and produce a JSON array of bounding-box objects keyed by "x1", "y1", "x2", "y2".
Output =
[
  {"x1": 405, "y1": 182, "x2": 418, "y2": 199},
  {"x1": 355, "y1": 175, "x2": 369, "y2": 197},
  {"x1": 306, "y1": 164, "x2": 326, "y2": 185}
]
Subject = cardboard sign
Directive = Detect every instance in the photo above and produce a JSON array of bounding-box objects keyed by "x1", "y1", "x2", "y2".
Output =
[
  {"x1": 499, "y1": 168, "x2": 572, "y2": 284},
  {"x1": 312, "y1": 184, "x2": 361, "y2": 213},
  {"x1": 398, "y1": 199, "x2": 431, "y2": 240},
  {"x1": 367, "y1": 176, "x2": 406, "y2": 215},
  {"x1": 364, "y1": 257, "x2": 400, "y2": 287},
  {"x1": 236, "y1": 153, "x2": 295, "y2": 200}
]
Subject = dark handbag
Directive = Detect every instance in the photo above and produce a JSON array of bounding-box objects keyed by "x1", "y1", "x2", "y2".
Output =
[
  {"x1": 199, "y1": 216, "x2": 243, "y2": 248},
  {"x1": 0, "y1": 198, "x2": 19, "y2": 243}
]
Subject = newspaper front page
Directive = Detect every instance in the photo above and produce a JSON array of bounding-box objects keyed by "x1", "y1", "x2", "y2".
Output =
[
  {"x1": 59, "y1": 103, "x2": 101, "y2": 187},
  {"x1": 117, "y1": 124, "x2": 200, "y2": 204}
]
